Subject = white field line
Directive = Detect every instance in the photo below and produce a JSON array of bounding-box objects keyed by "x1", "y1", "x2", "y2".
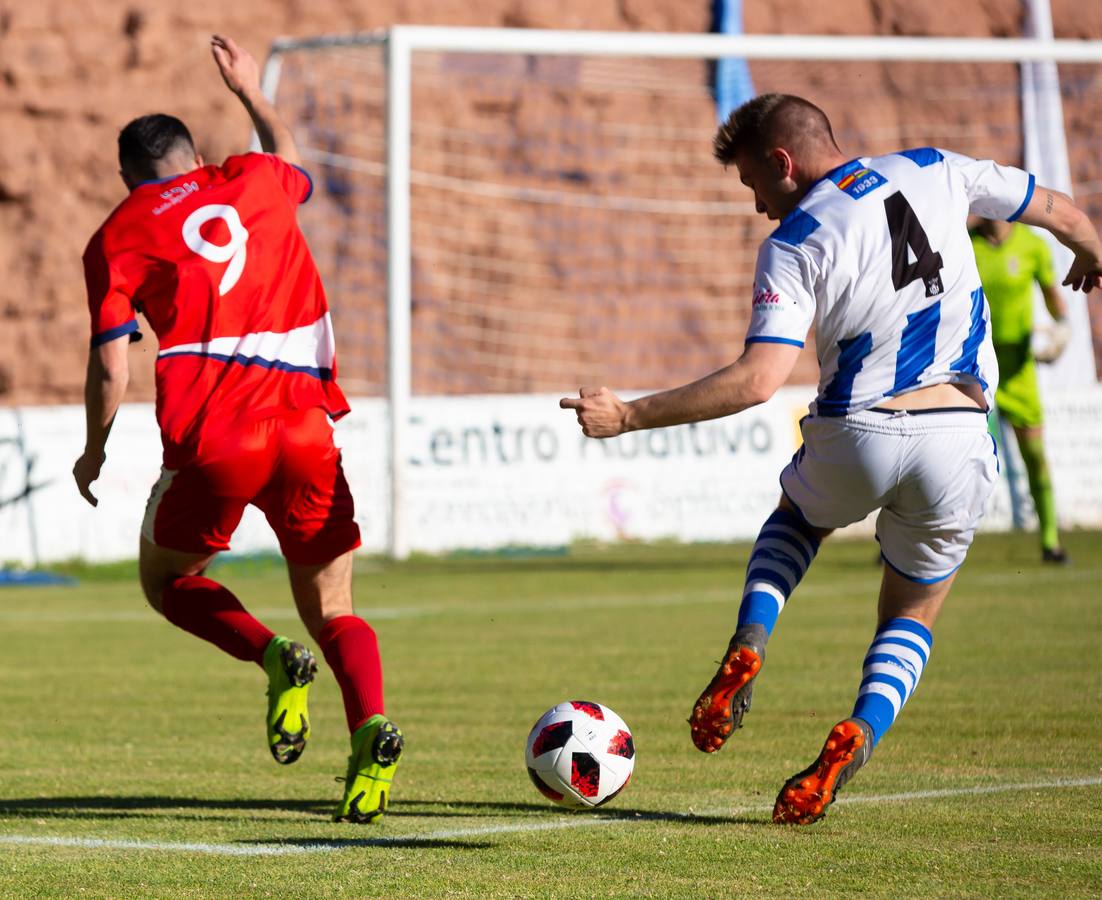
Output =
[
  {"x1": 0, "y1": 776, "x2": 1098, "y2": 857},
  {"x1": 5, "y1": 566, "x2": 1100, "y2": 626}
]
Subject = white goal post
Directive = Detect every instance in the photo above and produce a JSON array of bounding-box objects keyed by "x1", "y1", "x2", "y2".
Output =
[{"x1": 260, "y1": 27, "x2": 1102, "y2": 559}]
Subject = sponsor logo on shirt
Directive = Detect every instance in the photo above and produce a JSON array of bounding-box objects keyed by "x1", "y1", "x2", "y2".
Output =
[
  {"x1": 152, "y1": 181, "x2": 200, "y2": 216},
  {"x1": 753, "y1": 284, "x2": 784, "y2": 310}
]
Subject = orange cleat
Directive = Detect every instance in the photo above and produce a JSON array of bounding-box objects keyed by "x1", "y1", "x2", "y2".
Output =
[
  {"x1": 772, "y1": 718, "x2": 873, "y2": 825},
  {"x1": 689, "y1": 638, "x2": 764, "y2": 753}
]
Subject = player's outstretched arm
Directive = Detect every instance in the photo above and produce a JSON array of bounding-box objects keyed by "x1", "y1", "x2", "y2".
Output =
[
  {"x1": 1017, "y1": 186, "x2": 1102, "y2": 292},
  {"x1": 560, "y1": 340, "x2": 800, "y2": 438},
  {"x1": 73, "y1": 337, "x2": 130, "y2": 507},
  {"x1": 210, "y1": 34, "x2": 302, "y2": 166}
]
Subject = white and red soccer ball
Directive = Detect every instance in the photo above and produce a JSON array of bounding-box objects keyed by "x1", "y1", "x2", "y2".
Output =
[{"x1": 525, "y1": 700, "x2": 635, "y2": 808}]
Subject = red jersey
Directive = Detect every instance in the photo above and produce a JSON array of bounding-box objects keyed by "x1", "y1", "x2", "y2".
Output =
[{"x1": 83, "y1": 153, "x2": 349, "y2": 467}]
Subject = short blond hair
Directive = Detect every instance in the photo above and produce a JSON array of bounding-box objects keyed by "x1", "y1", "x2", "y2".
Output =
[{"x1": 714, "y1": 93, "x2": 839, "y2": 165}]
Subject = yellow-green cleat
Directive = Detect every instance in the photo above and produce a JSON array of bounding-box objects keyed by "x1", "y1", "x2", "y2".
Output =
[
  {"x1": 263, "y1": 636, "x2": 317, "y2": 765},
  {"x1": 334, "y1": 715, "x2": 404, "y2": 823}
]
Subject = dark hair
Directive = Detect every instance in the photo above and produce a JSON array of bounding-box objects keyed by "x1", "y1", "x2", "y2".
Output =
[
  {"x1": 714, "y1": 93, "x2": 839, "y2": 165},
  {"x1": 118, "y1": 114, "x2": 196, "y2": 182}
]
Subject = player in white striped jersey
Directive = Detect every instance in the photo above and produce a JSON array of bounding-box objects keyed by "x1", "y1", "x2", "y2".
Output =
[
  {"x1": 749, "y1": 146, "x2": 1021, "y2": 417},
  {"x1": 561, "y1": 93, "x2": 1102, "y2": 825}
]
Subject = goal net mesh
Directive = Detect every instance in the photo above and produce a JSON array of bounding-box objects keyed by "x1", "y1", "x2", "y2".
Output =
[{"x1": 270, "y1": 44, "x2": 1102, "y2": 397}]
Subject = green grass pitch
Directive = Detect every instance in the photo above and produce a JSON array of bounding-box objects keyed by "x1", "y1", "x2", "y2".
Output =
[{"x1": 1, "y1": 530, "x2": 1099, "y2": 897}]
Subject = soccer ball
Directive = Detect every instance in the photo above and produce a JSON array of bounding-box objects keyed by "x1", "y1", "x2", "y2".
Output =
[{"x1": 525, "y1": 700, "x2": 635, "y2": 809}]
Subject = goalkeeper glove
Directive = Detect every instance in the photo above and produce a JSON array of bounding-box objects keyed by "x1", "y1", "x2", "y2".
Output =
[{"x1": 1034, "y1": 318, "x2": 1071, "y2": 364}]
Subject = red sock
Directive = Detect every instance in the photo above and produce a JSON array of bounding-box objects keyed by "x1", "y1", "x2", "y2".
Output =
[
  {"x1": 318, "y1": 615, "x2": 385, "y2": 733},
  {"x1": 161, "y1": 575, "x2": 275, "y2": 666}
]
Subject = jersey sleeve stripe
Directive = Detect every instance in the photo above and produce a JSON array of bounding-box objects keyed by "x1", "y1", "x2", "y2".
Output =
[
  {"x1": 91, "y1": 319, "x2": 139, "y2": 347},
  {"x1": 1007, "y1": 173, "x2": 1036, "y2": 222},
  {"x1": 293, "y1": 165, "x2": 314, "y2": 203},
  {"x1": 770, "y1": 208, "x2": 821, "y2": 246},
  {"x1": 895, "y1": 147, "x2": 944, "y2": 168},
  {"x1": 745, "y1": 336, "x2": 805, "y2": 348}
]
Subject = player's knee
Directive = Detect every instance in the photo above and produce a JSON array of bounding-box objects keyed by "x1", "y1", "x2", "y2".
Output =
[
  {"x1": 775, "y1": 497, "x2": 833, "y2": 542},
  {"x1": 298, "y1": 609, "x2": 328, "y2": 643},
  {"x1": 138, "y1": 561, "x2": 198, "y2": 614},
  {"x1": 139, "y1": 571, "x2": 167, "y2": 613},
  {"x1": 298, "y1": 613, "x2": 325, "y2": 643},
  {"x1": 138, "y1": 539, "x2": 214, "y2": 615},
  {"x1": 1020, "y1": 445, "x2": 1051, "y2": 488}
]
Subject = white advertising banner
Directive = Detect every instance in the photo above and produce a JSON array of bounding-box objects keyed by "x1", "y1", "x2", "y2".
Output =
[
  {"x1": 0, "y1": 404, "x2": 288, "y2": 565},
  {"x1": 2, "y1": 385, "x2": 1101, "y2": 565},
  {"x1": 384, "y1": 390, "x2": 809, "y2": 553}
]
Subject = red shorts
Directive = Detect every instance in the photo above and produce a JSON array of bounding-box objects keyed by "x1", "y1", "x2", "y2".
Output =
[{"x1": 141, "y1": 407, "x2": 361, "y2": 565}]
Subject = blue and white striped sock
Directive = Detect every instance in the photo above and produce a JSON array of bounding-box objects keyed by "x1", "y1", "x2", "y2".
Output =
[
  {"x1": 736, "y1": 508, "x2": 821, "y2": 636},
  {"x1": 851, "y1": 617, "x2": 933, "y2": 747}
]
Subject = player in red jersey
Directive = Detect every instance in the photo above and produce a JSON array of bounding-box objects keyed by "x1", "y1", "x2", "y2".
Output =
[{"x1": 72, "y1": 35, "x2": 401, "y2": 824}]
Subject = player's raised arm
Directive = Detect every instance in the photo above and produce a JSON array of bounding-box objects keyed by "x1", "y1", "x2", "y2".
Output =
[
  {"x1": 210, "y1": 34, "x2": 301, "y2": 166},
  {"x1": 1016, "y1": 186, "x2": 1102, "y2": 293}
]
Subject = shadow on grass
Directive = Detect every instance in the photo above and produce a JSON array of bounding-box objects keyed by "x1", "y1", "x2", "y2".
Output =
[
  {"x1": 398, "y1": 799, "x2": 762, "y2": 827},
  {"x1": 0, "y1": 795, "x2": 332, "y2": 820},
  {"x1": 249, "y1": 836, "x2": 493, "y2": 850},
  {"x1": 386, "y1": 799, "x2": 556, "y2": 819},
  {"x1": 0, "y1": 795, "x2": 763, "y2": 827}
]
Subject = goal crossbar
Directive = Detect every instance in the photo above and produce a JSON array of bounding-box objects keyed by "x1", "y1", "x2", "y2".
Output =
[{"x1": 272, "y1": 27, "x2": 1102, "y2": 63}]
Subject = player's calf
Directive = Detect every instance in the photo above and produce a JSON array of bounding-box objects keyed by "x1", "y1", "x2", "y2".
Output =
[{"x1": 690, "y1": 507, "x2": 823, "y2": 753}]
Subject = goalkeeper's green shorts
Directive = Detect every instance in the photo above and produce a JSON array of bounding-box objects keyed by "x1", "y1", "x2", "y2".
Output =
[{"x1": 994, "y1": 340, "x2": 1044, "y2": 429}]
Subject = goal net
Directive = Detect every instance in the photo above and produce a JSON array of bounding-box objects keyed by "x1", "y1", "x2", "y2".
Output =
[
  {"x1": 261, "y1": 29, "x2": 1102, "y2": 555},
  {"x1": 267, "y1": 30, "x2": 1101, "y2": 398}
]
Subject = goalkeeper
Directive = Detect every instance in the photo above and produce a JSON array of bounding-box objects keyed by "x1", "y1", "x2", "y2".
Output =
[{"x1": 971, "y1": 218, "x2": 1069, "y2": 563}]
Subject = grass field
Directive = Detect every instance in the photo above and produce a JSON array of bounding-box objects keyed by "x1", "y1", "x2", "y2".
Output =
[{"x1": 2, "y1": 530, "x2": 1100, "y2": 897}]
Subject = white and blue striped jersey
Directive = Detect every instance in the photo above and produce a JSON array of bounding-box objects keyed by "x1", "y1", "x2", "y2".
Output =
[{"x1": 746, "y1": 148, "x2": 1035, "y2": 416}]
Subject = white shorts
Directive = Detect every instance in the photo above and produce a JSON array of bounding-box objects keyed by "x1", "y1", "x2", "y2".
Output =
[{"x1": 780, "y1": 408, "x2": 998, "y2": 584}]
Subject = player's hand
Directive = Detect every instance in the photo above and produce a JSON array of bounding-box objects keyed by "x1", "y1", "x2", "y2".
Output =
[
  {"x1": 559, "y1": 386, "x2": 630, "y2": 438},
  {"x1": 1034, "y1": 319, "x2": 1072, "y2": 364},
  {"x1": 1062, "y1": 245, "x2": 1102, "y2": 293},
  {"x1": 72, "y1": 451, "x2": 104, "y2": 507},
  {"x1": 210, "y1": 34, "x2": 261, "y2": 97}
]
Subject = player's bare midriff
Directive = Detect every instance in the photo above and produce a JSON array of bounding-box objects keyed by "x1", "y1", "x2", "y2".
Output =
[{"x1": 877, "y1": 381, "x2": 986, "y2": 411}]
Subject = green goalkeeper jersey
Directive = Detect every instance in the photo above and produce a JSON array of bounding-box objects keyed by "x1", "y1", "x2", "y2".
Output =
[{"x1": 970, "y1": 223, "x2": 1055, "y2": 346}]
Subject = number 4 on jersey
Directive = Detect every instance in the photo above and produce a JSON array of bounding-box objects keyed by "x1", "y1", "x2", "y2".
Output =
[{"x1": 884, "y1": 192, "x2": 944, "y2": 298}]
